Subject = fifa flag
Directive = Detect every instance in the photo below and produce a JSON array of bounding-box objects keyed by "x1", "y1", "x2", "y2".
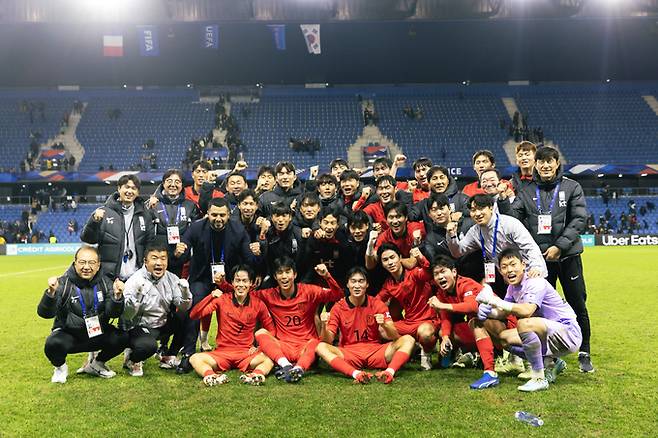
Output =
[
  {"x1": 300, "y1": 24, "x2": 321, "y2": 55},
  {"x1": 103, "y1": 35, "x2": 123, "y2": 57},
  {"x1": 268, "y1": 25, "x2": 286, "y2": 51},
  {"x1": 138, "y1": 25, "x2": 160, "y2": 57},
  {"x1": 202, "y1": 25, "x2": 220, "y2": 50}
]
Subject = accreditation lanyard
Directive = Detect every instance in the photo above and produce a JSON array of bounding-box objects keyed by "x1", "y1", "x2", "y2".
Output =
[
  {"x1": 479, "y1": 215, "x2": 499, "y2": 283},
  {"x1": 76, "y1": 286, "x2": 103, "y2": 338},
  {"x1": 160, "y1": 202, "x2": 181, "y2": 226},
  {"x1": 536, "y1": 182, "x2": 561, "y2": 214},
  {"x1": 75, "y1": 285, "x2": 99, "y2": 317}
]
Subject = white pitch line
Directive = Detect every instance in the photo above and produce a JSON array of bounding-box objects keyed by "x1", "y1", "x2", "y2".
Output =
[{"x1": 0, "y1": 265, "x2": 68, "y2": 278}]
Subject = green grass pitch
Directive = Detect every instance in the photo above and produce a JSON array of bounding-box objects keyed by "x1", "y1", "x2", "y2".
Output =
[{"x1": 0, "y1": 246, "x2": 656, "y2": 437}]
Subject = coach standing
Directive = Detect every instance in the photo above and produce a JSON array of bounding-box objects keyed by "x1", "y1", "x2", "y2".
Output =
[
  {"x1": 510, "y1": 146, "x2": 594, "y2": 373},
  {"x1": 173, "y1": 197, "x2": 257, "y2": 373},
  {"x1": 81, "y1": 175, "x2": 154, "y2": 281}
]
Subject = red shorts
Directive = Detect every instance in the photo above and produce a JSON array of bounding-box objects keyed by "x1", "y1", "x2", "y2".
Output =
[
  {"x1": 506, "y1": 314, "x2": 518, "y2": 329},
  {"x1": 394, "y1": 319, "x2": 440, "y2": 337},
  {"x1": 453, "y1": 321, "x2": 476, "y2": 348},
  {"x1": 278, "y1": 338, "x2": 320, "y2": 363},
  {"x1": 206, "y1": 347, "x2": 260, "y2": 372},
  {"x1": 339, "y1": 343, "x2": 391, "y2": 370}
]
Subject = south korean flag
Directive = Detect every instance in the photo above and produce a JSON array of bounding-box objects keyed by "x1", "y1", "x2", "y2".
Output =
[{"x1": 300, "y1": 24, "x2": 321, "y2": 55}]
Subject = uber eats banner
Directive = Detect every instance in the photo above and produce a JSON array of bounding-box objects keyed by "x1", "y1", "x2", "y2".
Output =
[{"x1": 594, "y1": 234, "x2": 658, "y2": 246}]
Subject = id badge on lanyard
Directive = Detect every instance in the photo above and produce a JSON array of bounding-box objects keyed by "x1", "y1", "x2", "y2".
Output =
[
  {"x1": 484, "y1": 262, "x2": 496, "y2": 283},
  {"x1": 211, "y1": 263, "x2": 225, "y2": 279},
  {"x1": 210, "y1": 230, "x2": 225, "y2": 280},
  {"x1": 85, "y1": 315, "x2": 103, "y2": 338},
  {"x1": 167, "y1": 226, "x2": 180, "y2": 244},
  {"x1": 537, "y1": 214, "x2": 552, "y2": 234}
]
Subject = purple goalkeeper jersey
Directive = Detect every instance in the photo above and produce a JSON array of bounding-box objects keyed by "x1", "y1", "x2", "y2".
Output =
[{"x1": 505, "y1": 275, "x2": 577, "y2": 324}]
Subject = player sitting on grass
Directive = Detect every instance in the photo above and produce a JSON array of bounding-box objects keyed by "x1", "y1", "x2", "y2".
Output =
[
  {"x1": 377, "y1": 243, "x2": 438, "y2": 371},
  {"x1": 426, "y1": 255, "x2": 499, "y2": 390},
  {"x1": 188, "y1": 265, "x2": 275, "y2": 387},
  {"x1": 476, "y1": 248, "x2": 582, "y2": 392},
  {"x1": 315, "y1": 266, "x2": 416, "y2": 384},
  {"x1": 234, "y1": 258, "x2": 344, "y2": 383}
]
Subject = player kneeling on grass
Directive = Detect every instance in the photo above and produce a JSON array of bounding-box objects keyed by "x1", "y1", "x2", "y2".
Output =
[
  {"x1": 249, "y1": 258, "x2": 343, "y2": 383},
  {"x1": 119, "y1": 244, "x2": 192, "y2": 376},
  {"x1": 426, "y1": 255, "x2": 499, "y2": 390},
  {"x1": 476, "y1": 248, "x2": 582, "y2": 392},
  {"x1": 38, "y1": 245, "x2": 125, "y2": 383},
  {"x1": 315, "y1": 267, "x2": 415, "y2": 384},
  {"x1": 188, "y1": 265, "x2": 275, "y2": 387}
]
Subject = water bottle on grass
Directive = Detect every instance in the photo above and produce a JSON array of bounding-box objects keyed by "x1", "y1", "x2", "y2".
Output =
[{"x1": 515, "y1": 411, "x2": 544, "y2": 427}]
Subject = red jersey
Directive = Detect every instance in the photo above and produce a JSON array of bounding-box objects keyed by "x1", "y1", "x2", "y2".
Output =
[
  {"x1": 378, "y1": 267, "x2": 435, "y2": 323},
  {"x1": 353, "y1": 198, "x2": 388, "y2": 231},
  {"x1": 251, "y1": 275, "x2": 343, "y2": 343},
  {"x1": 190, "y1": 293, "x2": 274, "y2": 349},
  {"x1": 374, "y1": 221, "x2": 425, "y2": 256},
  {"x1": 395, "y1": 182, "x2": 429, "y2": 203},
  {"x1": 184, "y1": 185, "x2": 223, "y2": 209},
  {"x1": 327, "y1": 296, "x2": 391, "y2": 347},
  {"x1": 462, "y1": 179, "x2": 514, "y2": 198},
  {"x1": 435, "y1": 275, "x2": 484, "y2": 337}
]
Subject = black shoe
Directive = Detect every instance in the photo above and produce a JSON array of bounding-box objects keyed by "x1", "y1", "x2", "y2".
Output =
[
  {"x1": 578, "y1": 352, "x2": 595, "y2": 373},
  {"x1": 274, "y1": 364, "x2": 292, "y2": 380},
  {"x1": 176, "y1": 354, "x2": 193, "y2": 374}
]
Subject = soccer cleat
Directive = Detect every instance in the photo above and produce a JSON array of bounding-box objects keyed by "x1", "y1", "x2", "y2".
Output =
[
  {"x1": 419, "y1": 351, "x2": 432, "y2": 371},
  {"x1": 517, "y1": 369, "x2": 533, "y2": 380},
  {"x1": 545, "y1": 358, "x2": 567, "y2": 384},
  {"x1": 176, "y1": 354, "x2": 193, "y2": 374},
  {"x1": 154, "y1": 345, "x2": 167, "y2": 361},
  {"x1": 82, "y1": 360, "x2": 116, "y2": 379},
  {"x1": 375, "y1": 370, "x2": 394, "y2": 384},
  {"x1": 578, "y1": 352, "x2": 595, "y2": 373},
  {"x1": 517, "y1": 377, "x2": 549, "y2": 392},
  {"x1": 126, "y1": 360, "x2": 144, "y2": 377},
  {"x1": 496, "y1": 356, "x2": 526, "y2": 375},
  {"x1": 159, "y1": 356, "x2": 181, "y2": 369},
  {"x1": 239, "y1": 373, "x2": 266, "y2": 386},
  {"x1": 285, "y1": 366, "x2": 305, "y2": 383},
  {"x1": 203, "y1": 373, "x2": 229, "y2": 387},
  {"x1": 76, "y1": 351, "x2": 97, "y2": 374},
  {"x1": 274, "y1": 364, "x2": 293, "y2": 381},
  {"x1": 353, "y1": 371, "x2": 373, "y2": 384},
  {"x1": 469, "y1": 372, "x2": 500, "y2": 390},
  {"x1": 51, "y1": 363, "x2": 68, "y2": 384},
  {"x1": 452, "y1": 352, "x2": 475, "y2": 369}
]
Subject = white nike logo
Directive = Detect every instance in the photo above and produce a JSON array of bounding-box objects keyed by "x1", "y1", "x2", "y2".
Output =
[{"x1": 570, "y1": 276, "x2": 579, "y2": 280}]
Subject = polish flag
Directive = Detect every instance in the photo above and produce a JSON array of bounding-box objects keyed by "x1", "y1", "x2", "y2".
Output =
[{"x1": 103, "y1": 35, "x2": 124, "y2": 57}]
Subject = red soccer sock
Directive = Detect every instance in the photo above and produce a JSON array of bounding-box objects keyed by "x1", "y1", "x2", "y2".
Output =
[
  {"x1": 203, "y1": 369, "x2": 215, "y2": 377},
  {"x1": 201, "y1": 314, "x2": 212, "y2": 332},
  {"x1": 255, "y1": 332, "x2": 285, "y2": 363},
  {"x1": 296, "y1": 340, "x2": 319, "y2": 370},
  {"x1": 387, "y1": 351, "x2": 411, "y2": 373},
  {"x1": 329, "y1": 357, "x2": 357, "y2": 378},
  {"x1": 476, "y1": 337, "x2": 495, "y2": 372}
]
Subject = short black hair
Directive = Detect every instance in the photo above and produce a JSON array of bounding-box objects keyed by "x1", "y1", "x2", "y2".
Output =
[
  {"x1": 348, "y1": 210, "x2": 370, "y2": 228},
  {"x1": 431, "y1": 255, "x2": 457, "y2": 271},
  {"x1": 208, "y1": 197, "x2": 230, "y2": 210},
  {"x1": 340, "y1": 170, "x2": 360, "y2": 182},
  {"x1": 535, "y1": 146, "x2": 560, "y2": 163},
  {"x1": 330, "y1": 158, "x2": 349, "y2": 170},
  {"x1": 479, "y1": 168, "x2": 501, "y2": 181},
  {"x1": 373, "y1": 157, "x2": 393, "y2": 169},
  {"x1": 346, "y1": 266, "x2": 369, "y2": 282},
  {"x1": 428, "y1": 193, "x2": 450, "y2": 210},
  {"x1": 468, "y1": 194, "x2": 495, "y2": 209},
  {"x1": 319, "y1": 207, "x2": 340, "y2": 221},
  {"x1": 275, "y1": 161, "x2": 296, "y2": 174},
  {"x1": 273, "y1": 256, "x2": 296, "y2": 275},
  {"x1": 144, "y1": 243, "x2": 169, "y2": 258},
  {"x1": 237, "y1": 189, "x2": 258, "y2": 204},
  {"x1": 226, "y1": 172, "x2": 247, "y2": 184},
  {"x1": 257, "y1": 165, "x2": 275, "y2": 178},
  {"x1": 117, "y1": 174, "x2": 141, "y2": 190},
  {"x1": 300, "y1": 192, "x2": 321, "y2": 207},
  {"x1": 192, "y1": 160, "x2": 211, "y2": 171},
  {"x1": 317, "y1": 173, "x2": 338, "y2": 186},
  {"x1": 376, "y1": 175, "x2": 397, "y2": 188},
  {"x1": 74, "y1": 245, "x2": 99, "y2": 261},
  {"x1": 162, "y1": 169, "x2": 183, "y2": 185},
  {"x1": 497, "y1": 247, "x2": 524, "y2": 265},
  {"x1": 412, "y1": 157, "x2": 432, "y2": 171},
  {"x1": 472, "y1": 150, "x2": 495, "y2": 166},
  {"x1": 271, "y1": 202, "x2": 292, "y2": 216},
  {"x1": 383, "y1": 201, "x2": 407, "y2": 218},
  {"x1": 230, "y1": 264, "x2": 255, "y2": 282},
  {"x1": 427, "y1": 166, "x2": 450, "y2": 181},
  {"x1": 377, "y1": 242, "x2": 401, "y2": 259}
]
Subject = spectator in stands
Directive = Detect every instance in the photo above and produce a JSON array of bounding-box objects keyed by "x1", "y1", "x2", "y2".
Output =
[
  {"x1": 37, "y1": 246, "x2": 125, "y2": 383},
  {"x1": 81, "y1": 175, "x2": 155, "y2": 281},
  {"x1": 509, "y1": 146, "x2": 595, "y2": 373},
  {"x1": 647, "y1": 201, "x2": 655, "y2": 212}
]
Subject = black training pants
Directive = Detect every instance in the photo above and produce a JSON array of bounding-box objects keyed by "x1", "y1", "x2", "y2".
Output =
[{"x1": 44, "y1": 326, "x2": 124, "y2": 367}]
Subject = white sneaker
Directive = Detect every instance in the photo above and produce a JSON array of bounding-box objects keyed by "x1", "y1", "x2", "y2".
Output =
[
  {"x1": 203, "y1": 373, "x2": 229, "y2": 387},
  {"x1": 159, "y1": 356, "x2": 181, "y2": 369},
  {"x1": 126, "y1": 360, "x2": 144, "y2": 377},
  {"x1": 420, "y1": 350, "x2": 432, "y2": 371},
  {"x1": 76, "y1": 351, "x2": 97, "y2": 374},
  {"x1": 517, "y1": 377, "x2": 549, "y2": 392},
  {"x1": 83, "y1": 359, "x2": 116, "y2": 379},
  {"x1": 51, "y1": 363, "x2": 68, "y2": 383},
  {"x1": 452, "y1": 352, "x2": 475, "y2": 369},
  {"x1": 239, "y1": 373, "x2": 265, "y2": 386}
]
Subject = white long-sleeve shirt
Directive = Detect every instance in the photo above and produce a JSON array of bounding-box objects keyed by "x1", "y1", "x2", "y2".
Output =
[{"x1": 447, "y1": 213, "x2": 547, "y2": 277}]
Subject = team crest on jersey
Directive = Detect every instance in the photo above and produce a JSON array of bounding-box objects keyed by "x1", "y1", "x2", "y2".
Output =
[
  {"x1": 464, "y1": 291, "x2": 473, "y2": 297},
  {"x1": 366, "y1": 315, "x2": 375, "y2": 325}
]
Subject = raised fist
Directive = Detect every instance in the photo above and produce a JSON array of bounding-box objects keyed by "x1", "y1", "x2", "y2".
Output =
[
  {"x1": 446, "y1": 221, "x2": 458, "y2": 237},
  {"x1": 47, "y1": 276, "x2": 59, "y2": 295},
  {"x1": 394, "y1": 154, "x2": 407, "y2": 165},
  {"x1": 314, "y1": 264, "x2": 329, "y2": 278},
  {"x1": 113, "y1": 279, "x2": 125, "y2": 297},
  {"x1": 174, "y1": 242, "x2": 187, "y2": 257},
  {"x1": 178, "y1": 278, "x2": 189, "y2": 291},
  {"x1": 93, "y1": 208, "x2": 105, "y2": 222},
  {"x1": 374, "y1": 313, "x2": 385, "y2": 325}
]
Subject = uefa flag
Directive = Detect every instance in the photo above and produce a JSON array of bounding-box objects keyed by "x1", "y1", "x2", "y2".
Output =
[
  {"x1": 300, "y1": 24, "x2": 321, "y2": 55},
  {"x1": 202, "y1": 25, "x2": 220, "y2": 49},
  {"x1": 103, "y1": 35, "x2": 123, "y2": 57}
]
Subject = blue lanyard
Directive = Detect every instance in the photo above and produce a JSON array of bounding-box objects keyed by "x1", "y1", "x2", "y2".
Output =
[
  {"x1": 210, "y1": 229, "x2": 225, "y2": 264},
  {"x1": 536, "y1": 182, "x2": 560, "y2": 214},
  {"x1": 75, "y1": 286, "x2": 99, "y2": 318},
  {"x1": 479, "y1": 214, "x2": 499, "y2": 261},
  {"x1": 160, "y1": 202, "x2": 181, "y2": 226}
]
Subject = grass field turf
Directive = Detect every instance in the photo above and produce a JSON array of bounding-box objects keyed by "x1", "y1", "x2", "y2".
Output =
[{"x1": 0, "y1": 246, "x2": 656, "y2": 437}]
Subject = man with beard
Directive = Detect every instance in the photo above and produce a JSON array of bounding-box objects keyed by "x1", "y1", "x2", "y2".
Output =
[
  {"x1": 81, "y1": 175, "x2": 155, "y2": 281},
  {"x1": 38, "y1": 246, "x2": 125, "y2": 383}
]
